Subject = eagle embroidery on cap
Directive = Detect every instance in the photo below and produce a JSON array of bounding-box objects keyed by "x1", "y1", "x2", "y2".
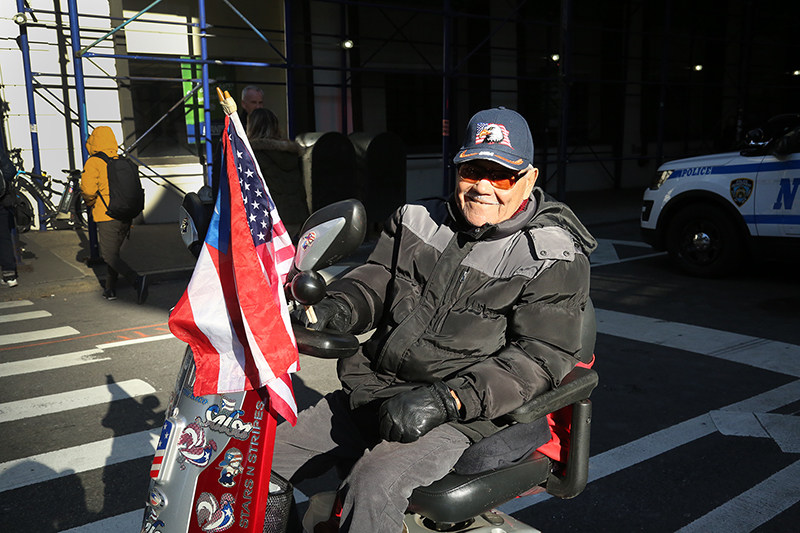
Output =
[{"x1": 475, "y1": 122, "x2": 513, "y2": 148}]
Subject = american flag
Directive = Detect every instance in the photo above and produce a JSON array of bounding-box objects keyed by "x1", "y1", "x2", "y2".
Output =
[
  {"x1": 168, "y1": 108, "x2": 299, "y2": 425},
  {"x1": 150, "y1": 420, "x2": 173, "y2": 479},
  {"x1": 475, "y1": 122, "x2": 513, "y2": 148}
]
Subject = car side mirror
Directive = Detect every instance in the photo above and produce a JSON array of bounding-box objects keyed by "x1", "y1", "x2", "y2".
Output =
[
  {"x1": 745, "y1": 128, "x2": 764, "y2": 143},
  {"x1": 773, "y1": 130, "x2": 799, "y2": 156}
]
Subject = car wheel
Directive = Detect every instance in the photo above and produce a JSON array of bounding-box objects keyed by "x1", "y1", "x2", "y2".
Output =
[{"x1": 666, "y1": 204, "x2": 741, "y2": 277}]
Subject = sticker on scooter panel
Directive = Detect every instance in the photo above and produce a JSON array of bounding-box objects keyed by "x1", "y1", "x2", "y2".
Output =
[
  {"x1": 196, "y1": 492, "x2": 236, "y2": 532},
  {"x1": 149, "y1": 487, "x2": 167, "y2": 509},
  {"x1": 150, "y1": 420, "x2": 173, "y2": 479},
  {"x1": 205, "y1": 397, "x2": 254, "y2": 440},
  {"x1": 217, "y1": 448, "x2": 244, "y2": 487},
  {"x1": 140, "y1": 518, "x2": 165, "y2": 533},
  {"x1": 177, "y1": 419, "x2": 218, "y2": 469},
  {"x1": 182, "y1": 385, "x2": 209, "y2": 405},
  {"x1": 730, "y1": 178, "x2": 754, "y2": 206},
  {"x1": 301, "y1": 230, "x2": 316, "y2": 250}
]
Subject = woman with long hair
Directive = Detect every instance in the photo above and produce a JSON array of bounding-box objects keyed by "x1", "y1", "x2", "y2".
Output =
[{"x1": 246, "y1": 108, "x2": 309, "y2": 238}]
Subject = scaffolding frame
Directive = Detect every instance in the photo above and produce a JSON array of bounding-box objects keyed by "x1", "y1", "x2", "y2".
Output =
[
  {"x1": 13, "y1": 0, "x2": 585, "y2": 200},
  {"x1": 12, "y1": 0, "x2": 798, "y2": 215}
]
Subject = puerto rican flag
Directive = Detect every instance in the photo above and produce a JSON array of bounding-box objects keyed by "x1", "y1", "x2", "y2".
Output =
[{"x1": 168, "y1": 106, "x2": 299, "y2": 425}]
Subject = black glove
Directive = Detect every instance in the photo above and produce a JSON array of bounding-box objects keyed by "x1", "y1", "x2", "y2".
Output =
[
  {"x1": 294, "y1": 296, "x2": 352, "y2": 332},
  {"x1": 379, "y1": 382, "x2": 461, "y2": 443}
]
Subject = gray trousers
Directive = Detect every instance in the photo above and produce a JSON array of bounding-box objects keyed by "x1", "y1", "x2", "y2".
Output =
[
  {"x1": 97, "y1": 219, "x2": 137, "y2": 289},
  {"x1": 273, "y1": 390, "x2": 471, "y2": 533}
]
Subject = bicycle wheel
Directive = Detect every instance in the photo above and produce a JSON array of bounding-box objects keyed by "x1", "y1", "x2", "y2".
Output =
[
  {"x1": 72, "y1": 194, "x2": 89, "y2": 228},
  {"x1": 13, "y1": 185, "x2": 36, "y2": 233}
]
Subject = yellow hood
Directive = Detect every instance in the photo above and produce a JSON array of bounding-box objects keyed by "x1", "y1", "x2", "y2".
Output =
[{"x1": 85, "y1": 126, "x2": 119, "y2": 157}]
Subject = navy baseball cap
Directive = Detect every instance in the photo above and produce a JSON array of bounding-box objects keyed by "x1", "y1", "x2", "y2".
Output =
[{"x1": 453, "y1": 107, "x2": 533, "y2": 171}]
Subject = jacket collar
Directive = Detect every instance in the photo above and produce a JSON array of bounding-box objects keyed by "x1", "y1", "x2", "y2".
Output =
[
  {"x1": 446, "y1": 187, "x2": 597, "y2": 254},
  {"x1": 446, "y1": 192, "x2": 538, "y2": 241}
]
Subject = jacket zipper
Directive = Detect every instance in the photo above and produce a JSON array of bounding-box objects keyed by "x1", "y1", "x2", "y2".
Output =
[
  {"x1": 374, "y1": 234, "x2": 461, "y2": 369},
  {"x1": 430, "y1": 266, "x2": 470, "y2": 333}
]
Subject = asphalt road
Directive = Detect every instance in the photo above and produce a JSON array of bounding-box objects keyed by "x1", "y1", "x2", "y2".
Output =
[{"x1": 1, "y1": 219, "x2": 799, "y2": 532}]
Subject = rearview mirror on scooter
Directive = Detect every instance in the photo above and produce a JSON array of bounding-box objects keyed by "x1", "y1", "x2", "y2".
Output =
[{"x1": 293, "y1": 199, "x2": 367, "y2": 273}]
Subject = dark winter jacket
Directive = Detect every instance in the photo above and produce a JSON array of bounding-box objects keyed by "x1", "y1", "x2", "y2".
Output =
[
  {"x1": 249, "y1": 138, "x2": 309, "y2": 226},
  {"x1": 0, "y1": 145, "x2": 16, "y2": 205},
  {"x1": 328, "y1": 188, "x2": 597, "y2": 441}
]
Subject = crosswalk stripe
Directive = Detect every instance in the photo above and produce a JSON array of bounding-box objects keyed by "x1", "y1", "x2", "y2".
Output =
[
  {"x1": 500, "y1": 378, "x2": 800, "y2": 514},
  {"x1": 589, "y1": 239, "x2": 666, "y2": 267},
  {"x1": 0, "y1": 349, "x2": 108, "y2": 378},
  {"x1": 0, "y1": 310, "x2": 50, "y2": 323},
  {"x1": 675, "y1": 459, "x2": 800, "y2": 533},
  {"x1": 0, "y1": 379, "x2": 156, "y2": 423},
  {"x1": 96, "y1": 333, "x2": 176, "y2": 349},
  {"x1": 595, "y1": 308, "x2": 800, "y2": 377},
  {"x1": 0, "y1": 300, "x2": 34, "y2": 310},
  {"x1": 0, "y1": 429, "x2": 159, "y2": 493},
  {"x1": 0, "y1": 326, "x2": 79, "y2": 346}
]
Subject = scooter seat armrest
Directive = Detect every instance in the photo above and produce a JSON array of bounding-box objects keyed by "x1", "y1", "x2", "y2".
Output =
[
  {"x1": 293, "y1": 323, "x2": 360, "y2": 359},
  {"x1": 502, "y1": 367, "x2": 598, "y2": 424}
]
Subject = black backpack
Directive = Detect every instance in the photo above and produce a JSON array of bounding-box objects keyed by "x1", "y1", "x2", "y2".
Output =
[{"x1": 92, "y1": 152, "x2": 145, "y2": 221}]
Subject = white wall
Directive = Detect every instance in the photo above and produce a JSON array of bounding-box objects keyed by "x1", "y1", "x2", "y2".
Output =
[{"x1": 0, "y1": 1, "x2": 204, "y2": 222}]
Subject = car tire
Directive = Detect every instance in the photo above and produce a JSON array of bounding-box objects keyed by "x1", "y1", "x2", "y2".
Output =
[{"x1": 666, "y1": 204, "x2": 742, "y2": 277}]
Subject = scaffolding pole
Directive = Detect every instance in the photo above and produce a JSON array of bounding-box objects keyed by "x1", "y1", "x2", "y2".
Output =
[
  {"x1": 441, "y1": 0, "x2": 452, "y2": 196},
  {"x1": 15, "y1": 0, "x2": 41, "y2": 176},
  {"x1": 67, "y1": 0, "x2": 99, "y2": 259},
  {"x1": 199, "y1": 0, "x2": 214, "y2": 187},
  {"x1": 284, "y1": 0, "x2": 296, "y2": 139}
]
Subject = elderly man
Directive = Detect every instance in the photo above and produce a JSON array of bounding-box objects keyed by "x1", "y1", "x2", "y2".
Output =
[
  {"x1": 240, "y1": 85, "x2": 264, "y2": 121},
  {"x1": 275, "y1": 107, "x2": 597, "y2": 533},
  {"x1": 212, "y1": 85, "x2": 264, "y2": 196}
]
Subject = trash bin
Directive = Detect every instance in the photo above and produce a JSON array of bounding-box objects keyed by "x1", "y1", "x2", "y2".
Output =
[
  {"x1": 296, "y1": 132, "x2": 358, "y2": 212},
  {"x1": 349, "y1": 131, "x2": 406, "y2": 227}
]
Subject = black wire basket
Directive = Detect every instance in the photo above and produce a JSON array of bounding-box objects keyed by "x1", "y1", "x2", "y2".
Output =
[{"x1": 263, "y1": 471, "x2": 293, "y2": 533}]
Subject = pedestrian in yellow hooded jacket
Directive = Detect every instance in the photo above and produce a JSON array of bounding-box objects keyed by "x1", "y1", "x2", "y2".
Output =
[{"x1": 81, "y1": 126, "x2": 148, "y2": 303}]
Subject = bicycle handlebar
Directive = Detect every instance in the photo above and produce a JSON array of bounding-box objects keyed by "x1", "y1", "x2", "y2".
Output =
[{"x1": 15, "y1": 170, "x2": 47, "y2": 181}]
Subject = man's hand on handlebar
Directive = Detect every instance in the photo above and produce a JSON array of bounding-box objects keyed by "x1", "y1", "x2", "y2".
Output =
[{"x1": 295, "y1": 296, "x2": 352, "y2": 332}]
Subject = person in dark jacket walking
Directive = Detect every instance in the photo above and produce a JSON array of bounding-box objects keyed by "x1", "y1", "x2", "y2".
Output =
[
  {"x1": 274, "y1": 108, "x2": 597, "y2": 533},
  {"x1": 246, "y1": 107, "x2": 309, "y2": 238},
  {"x1": 0, "y1": 143, "x2": 18, "y2": 287}
]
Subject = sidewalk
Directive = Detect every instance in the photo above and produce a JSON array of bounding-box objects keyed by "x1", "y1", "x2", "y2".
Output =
[
  {"x1": 4, "y1": 222, "x2": 197, "y2": 301},
  {"x1": 1, "y1": 187, "x2": 644, "y2": 301}
]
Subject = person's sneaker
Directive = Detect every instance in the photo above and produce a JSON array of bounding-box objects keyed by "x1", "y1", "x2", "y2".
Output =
[
  {"x1": 3, "y1": 277, "x2": 18, "y2": 288},
  {"x1": 134, "y1": 275, "x2": 149, "y2": 305},
  {"x1": 102, "y1": 288, "x2": 117, "y2": 300}
]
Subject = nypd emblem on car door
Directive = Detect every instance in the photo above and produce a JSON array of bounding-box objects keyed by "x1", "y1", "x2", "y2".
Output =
[{"x1": 730, "y1": 178, "x2": 754, "y2": 206}]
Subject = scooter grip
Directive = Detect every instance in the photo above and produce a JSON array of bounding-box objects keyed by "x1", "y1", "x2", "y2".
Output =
[{"x1": 292, "y1": 323, "x2": 359, "y2": 359}]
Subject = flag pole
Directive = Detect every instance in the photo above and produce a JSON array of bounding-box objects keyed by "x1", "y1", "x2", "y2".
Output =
[
  {"x1": 217, "y1": 87, "x2": 237, "y2": 116},
  {"x1": 215, "y1": 84, "x2": 287, "y2": 531}
]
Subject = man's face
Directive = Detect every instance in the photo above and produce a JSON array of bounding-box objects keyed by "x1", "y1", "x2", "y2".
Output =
[
  {"x1": 455, "y1": 160, "x2": 538, "y2": 227},
  {"x1": 241, "y1": 89, "x2": 263, "y2": 115}
]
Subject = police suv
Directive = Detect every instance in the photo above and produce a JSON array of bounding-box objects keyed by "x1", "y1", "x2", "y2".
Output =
[{"x1": 641, "y1": 114, "x2": 800, "y2": 276}]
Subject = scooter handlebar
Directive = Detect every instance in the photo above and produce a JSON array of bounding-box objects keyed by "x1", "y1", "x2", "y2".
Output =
[{"x1": 293, "y1": 322, "x2": 359, "y2": 359}]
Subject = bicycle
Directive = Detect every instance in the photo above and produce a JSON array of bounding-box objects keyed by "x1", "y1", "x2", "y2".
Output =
[{"x1": 12, "y1": 168, "x2": 88, "y2": 233}]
